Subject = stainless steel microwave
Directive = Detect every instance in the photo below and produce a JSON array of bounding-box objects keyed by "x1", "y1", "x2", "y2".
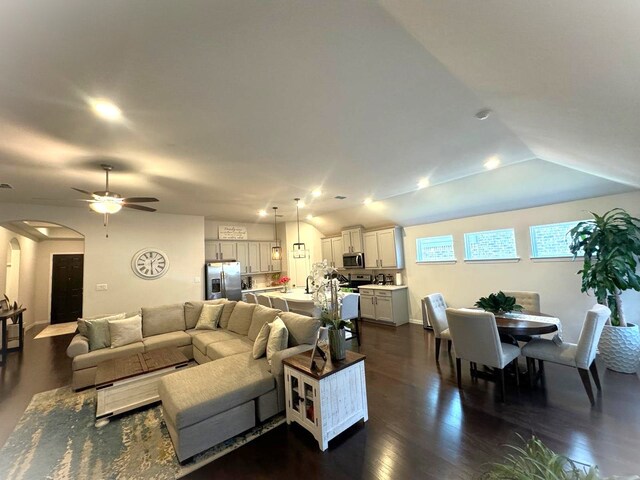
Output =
[{"x1": 343, "y1": 252, "x2": 364, "y2": 269}]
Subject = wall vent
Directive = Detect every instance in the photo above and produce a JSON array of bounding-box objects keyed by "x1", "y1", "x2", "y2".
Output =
[{"x1": 0, "y1": 183, "x2": 13, "y2": 189}]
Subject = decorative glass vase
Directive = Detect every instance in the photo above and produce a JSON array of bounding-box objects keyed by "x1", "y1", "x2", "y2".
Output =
[
  {"x1": 282, "y1": 284, "x2": 288, "y2": 293},
  {"x1": 328, "y1": 328, "x2": 346, "y2": 361}
]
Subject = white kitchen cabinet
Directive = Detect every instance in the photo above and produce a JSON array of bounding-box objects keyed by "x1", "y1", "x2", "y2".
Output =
[
  {"x1": 341, "y1": 227, "x2": 364, "y2": 254},
  {"x1": 248, "y1": 242, "x2": 260, "y2": 274},
  {"x1": 270, "y1": 242, "x2": 282, "y2": 272},
  {"x1": 236, "y1": 243, "x2": 249, "y2": 273},
  {"x1": 258, "y1": 242, "x2": 281, "y2": 273},
  {"x1": 205, "y1": 241, "x2": 237, "y2": 261},
  {"x1": 358, "y1": 286, "x2": 409, "y2": 326},
  {"x1": 321, "y1": 236, "x2": 344, "y2": 268},
  {"x1": 362, "y1": 227, "x2": 404, "y2": 269}
]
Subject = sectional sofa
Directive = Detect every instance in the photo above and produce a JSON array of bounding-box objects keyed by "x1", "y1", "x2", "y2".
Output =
[{"x1": 67, "y1": 299, "x2": 321, "y2": 461}]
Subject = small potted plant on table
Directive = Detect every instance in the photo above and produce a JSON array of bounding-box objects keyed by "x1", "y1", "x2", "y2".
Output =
[{"x1": 475, "y1": 291, "x2": 523, "y2": 315}]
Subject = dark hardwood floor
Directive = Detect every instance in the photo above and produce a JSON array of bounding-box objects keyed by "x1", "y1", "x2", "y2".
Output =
[{"x1": 2, "y1": 322, "x2": 639, "y2": 479}]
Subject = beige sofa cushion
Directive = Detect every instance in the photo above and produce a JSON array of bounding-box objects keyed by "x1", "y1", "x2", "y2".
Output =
[
  {"x1": 192, "y1": 330, "x2": 241, "y2": 353},
  {"x1": 158, "y1": 353, "x2": 274, "y2": 430},
  {"x1": 252, "y1": 323, "x2": 271, "y2": 359},
  {"x1": 227, "y1": 302, "x2": 257, "y2": 336},
  {"x1": 72, "y1": 341, "x2": 145, "y2": 370},
  {"x1": 143, "y1": 331, "x2": 191, "y2": 351},
  {"x1": 142, "y1": 303, "x2": 186, "y2": 337},
  {"x1": 218, "y1": 301, "x2": 237, "y2": 329},
  {"x1": 184, "y1": 299, "x2": 227, "y2": 330},
  {"x1": 247, "y1": 305, "x2": 282, "y2": 341},
  {"x1": 109, "y1": 315, "x2": 143, "y2": 348},
  {"x1": 280, "y1": 312, "x2": 321, "y2": 347},
  {"x1": 266, "y1": 317, "x2": 289, "y2": 361},
  {"x1": 78, "y1": 312, "x2": 126, "y2": 338},
  {"x1": 206, "y1": 338, "x2": 253, "y2": 360},
  {"x1": 195, "y1": 304, "x2": 225, "y2": 330}
]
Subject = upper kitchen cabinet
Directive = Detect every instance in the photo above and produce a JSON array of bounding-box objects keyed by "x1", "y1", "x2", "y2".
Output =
[
  {"x1": 341, "y1": 227, "x2": 364, "y2": 254},
  {"x1": 363, "y1": 227, "x2": 405, "y2": 269},
  {"x1": 205, "y1": 241, "x2": 237, "y2": 261},
  {"x1": 321, "y1": 236, "x2": 344, "y2": 269}
]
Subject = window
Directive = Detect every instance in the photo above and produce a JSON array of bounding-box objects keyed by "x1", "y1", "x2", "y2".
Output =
[
  {"x1": 464, "y1": 228, "x2": 518, "y2": 261},
  {"x1": 530, "y1": 220, "x2": 586, "y2": 258},
  {"x1": 416, "y1": 235, "x2": 456, "y2": 262}
]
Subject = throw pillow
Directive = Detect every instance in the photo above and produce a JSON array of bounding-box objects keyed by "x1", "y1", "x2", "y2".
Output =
[
  {"x1": 252, "y1": 322, "x2": 271, "y2": 359},
  {"x1": 86, "y1": 316, "x2": 121, "y2": 351},
  {"x1": 109, "y1": 315, "x2": 143, "y2": 348},
  {"x1": 218, "y1": 301, "x2": 237, "y2": 329},
  {"x1": 195, "y1": 303, "x2": 224, "y2": 330},
  {"x1": 227, "y1": 302, "x2": 257, "y2": 335},
  {"x1": 266, "y1": 317, "x2": 289, "y2": 362},
  {"x1": 78, "y1": 312, "x2": 126, "y2": 338}
]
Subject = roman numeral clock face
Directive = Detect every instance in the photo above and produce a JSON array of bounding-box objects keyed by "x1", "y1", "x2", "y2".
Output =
[{"x1": 131, "y1": 249, "x2": 169, "y2": 279}]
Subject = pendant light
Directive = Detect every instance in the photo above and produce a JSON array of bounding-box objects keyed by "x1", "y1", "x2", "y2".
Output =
[
  {"x1": 292, "y1": 198, "x2": 306, "y2": 258},
  {"x1": 271, "y1": 206, "x2": 282, "y2": 260}
]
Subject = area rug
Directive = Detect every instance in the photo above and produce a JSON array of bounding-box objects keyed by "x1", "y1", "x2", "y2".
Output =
[
  {"x1": 0, "y1": 386, "x2": 285, "y2": 480},
  {"x1": 34, "y1": 322, "x2": 77, "y2": 339}
]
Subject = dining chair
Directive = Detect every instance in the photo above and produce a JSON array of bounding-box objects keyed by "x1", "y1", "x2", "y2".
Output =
[
  {"x1": 256, "y1": 294, "x2": 272, "y2": 308},
  {"x1": 245, "y1": 293, "x2": 257, "y2": 304},
  {"x1": 446, "y1": 308, "x2": 521, "y2": 402},
  {"x1": 502, "y1": 291, "x2": 541, "y2": 312},
  {"x1": 521, "y1": 304, "x2": 610, "y2": 406},
  {"x1": 270, "y1": 296, "x2": 289, "y2": 312},
  {"x1": 424, "y1": 294, "x2": 452, "y2": 362},
  {"x1": 341, "y1": 293, "x2": 361, "y2": 346}
]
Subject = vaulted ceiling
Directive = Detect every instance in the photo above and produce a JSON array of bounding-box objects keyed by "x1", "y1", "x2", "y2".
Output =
[{"x1": 0, "y1": 1, "x2": 636, "y2": 234}]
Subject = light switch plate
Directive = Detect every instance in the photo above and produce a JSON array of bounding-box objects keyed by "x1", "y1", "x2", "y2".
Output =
[
  {"x1": 96, "y1": 284, "x2": 108, "y2": 291},
  {"x1": 194, "y1": 276, "x2": 201, "y2": 283}
]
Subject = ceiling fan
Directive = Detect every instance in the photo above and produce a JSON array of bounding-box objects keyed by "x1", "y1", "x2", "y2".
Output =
[{"x1": 72, "y1": 164, "x2": 159, "y2": 236}]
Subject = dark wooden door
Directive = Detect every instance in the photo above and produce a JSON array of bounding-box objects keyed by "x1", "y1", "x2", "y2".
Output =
[{"x1": 51, "y1": 254, "x2": 84, "y2": 324}]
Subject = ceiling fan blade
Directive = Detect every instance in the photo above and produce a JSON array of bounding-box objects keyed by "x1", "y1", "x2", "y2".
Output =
[
  {"x1": 123, "y1": 203, "x2": 156, "y2": 212},
  {"x1": 72, "y1": 187, "x2": 97, "y2": 197},
  {"x1": 122, "y1": 197, "x2": 159, "y2": 203}
]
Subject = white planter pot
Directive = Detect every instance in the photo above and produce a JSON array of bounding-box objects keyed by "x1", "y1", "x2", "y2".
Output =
[{"x1": 598, "y1": 323, "x2": 640, "y2": 374}]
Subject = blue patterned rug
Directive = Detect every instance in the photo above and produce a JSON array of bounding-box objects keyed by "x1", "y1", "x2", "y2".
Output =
[{"x1": 0, "y1": 386, "x2": 285, "y2": 480}]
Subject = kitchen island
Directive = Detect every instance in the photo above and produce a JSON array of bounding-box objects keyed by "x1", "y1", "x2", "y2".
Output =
[{"x1": 263, "y1": 289, "x2": 319, "y2": 316}]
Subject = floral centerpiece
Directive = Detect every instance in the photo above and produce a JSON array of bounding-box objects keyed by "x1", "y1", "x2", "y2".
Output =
[
  {"x1": 278, "y1": 276, "x2": 291, "y2": 293},
  {"x1": 310, "y1": 261, "x2": 353, "y2": 360}
]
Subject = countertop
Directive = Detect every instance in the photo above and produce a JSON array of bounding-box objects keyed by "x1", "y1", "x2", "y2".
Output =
[
  {"x1": 241, "y1": 286, "x2": 283, "y2": 293},
  {"x1": 358, "y1": 284, "x2": 408, "y2": 291}
]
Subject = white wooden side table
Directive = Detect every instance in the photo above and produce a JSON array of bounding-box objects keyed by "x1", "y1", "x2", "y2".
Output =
[{"x1": 283, "y1": 350, "x2": 368, "y2": 451}]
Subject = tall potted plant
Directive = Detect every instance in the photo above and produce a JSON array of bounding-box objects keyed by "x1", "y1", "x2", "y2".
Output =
[
  {"x1": 310, "y1": 261, "x2": 352, "y2": 361},
  {"x1": 569, "y1": 208, "x2": 640, "y2": 373}
]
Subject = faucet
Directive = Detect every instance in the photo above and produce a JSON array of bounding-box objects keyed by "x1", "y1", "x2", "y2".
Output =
[{"x1": 305, "y1": 275, "x2": 314, "y2": 294}]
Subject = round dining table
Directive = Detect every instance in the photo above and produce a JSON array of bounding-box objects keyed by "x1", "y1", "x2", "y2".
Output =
[{"x1": 493, "y1": 310, "x2": 559, "y2": 337}]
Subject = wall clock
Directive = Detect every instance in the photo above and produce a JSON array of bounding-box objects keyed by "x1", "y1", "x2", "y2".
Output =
[{"x1": 131, "y1": 248, "x2": 169, "y2": 279}]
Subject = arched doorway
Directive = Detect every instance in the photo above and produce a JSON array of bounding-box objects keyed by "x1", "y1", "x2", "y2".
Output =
[{"x1": 5, "y1": 238, "x2": 21, "y2": 303}]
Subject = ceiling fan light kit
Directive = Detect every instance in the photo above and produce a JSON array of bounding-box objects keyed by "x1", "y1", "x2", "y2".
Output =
[{"x1": 72, "y1": 164, "x2": 159, "y2": 236}]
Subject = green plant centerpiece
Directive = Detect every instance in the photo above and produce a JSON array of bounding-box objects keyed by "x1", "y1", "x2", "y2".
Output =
[
  {"x1": 475, "y1": 291, "x2": 523, "y2": 315},
  {"x1": 311, "y1": 260, "x2": 353, "y2": 361},
  {"x1": 568, "y1": 208, "x2": 640, "y2": 373}
]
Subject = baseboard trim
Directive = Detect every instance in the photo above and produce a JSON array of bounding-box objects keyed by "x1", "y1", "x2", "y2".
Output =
[{"x1": 409, "y1": 318, "x2": 423, "y2": 325}]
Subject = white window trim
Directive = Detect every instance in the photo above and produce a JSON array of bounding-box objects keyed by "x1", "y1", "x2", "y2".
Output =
[
  {"x1": 530, "y1": 255, "x2": 584, "y2": 263},
  {"x1": 416, "y1": 260, "x2": 457, "y2": 265},
  {"x1": 464, "y1": 257, "x2": 521, "y2": 264}
]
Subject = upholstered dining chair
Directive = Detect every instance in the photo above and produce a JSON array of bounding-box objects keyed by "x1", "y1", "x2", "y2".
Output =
[
  {"x1": 446, "y1": 308, "x2": 521, "y2": 402},
  {"x1": 245, "y1": 293, "x2": 257, "y2": 304},
  {"x1": 270, "y1": 296, "x2": 289, "y2": 312},
  {"x1": 424, "y1": 294, "x2": 452, "y2": 362},
  {"x1": 502, "y1": 291, "x2": 541, "y2": 312},
  {"x1": 341, "y1": 293, "x2": 361, "y2": 346},
  {"x1": 256, "y1": 294, "x2": 272, "y2": 308},
  {"x1": 521, "y1": 304, "x2": 610, "y2": 406}
]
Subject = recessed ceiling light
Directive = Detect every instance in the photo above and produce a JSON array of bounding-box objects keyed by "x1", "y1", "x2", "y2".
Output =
[
  {"x1": 475, "y1": 108, "x2": 492, "y2": 120},
  {"x1": 484, "y1": 156, "x2": 501, "y2": 170},
  {"x1": 306, "y1": 214, "x2": 313, "y2": 221},
  {"x1": 312, "y1": 189, "x2": 322, "y2": 197},
  {"x1": 297, "y1": 200, "x2": 305, "y2": 208},
  {"x1": 363, "y1": 198, "x2": 372, "y2": 205},
  {"x1": 258, "y1": 209, "x2": 267, "y2": 217},
  {"x1": 90, "y1": 98, "x2": 122, "y2": 121},
  {"x1": 417, "y1": 177, "x2": 430, "y2": 189}
]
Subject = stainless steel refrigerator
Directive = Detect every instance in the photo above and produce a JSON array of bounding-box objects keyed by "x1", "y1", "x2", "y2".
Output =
[{"x1": 205, "y1": 262, "x2": 242, "y2": 301}]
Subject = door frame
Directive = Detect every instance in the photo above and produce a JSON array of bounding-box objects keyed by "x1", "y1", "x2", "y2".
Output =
[{"x1": 48, "y1": 252, "x2": 84, "y2": 324}]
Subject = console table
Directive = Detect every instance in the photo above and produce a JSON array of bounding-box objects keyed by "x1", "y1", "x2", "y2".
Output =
[
  {"x1": 283, "y1": 350, "x2": 368, "y2": 451},
  {"x1": 0, "y1": 307, "x2": 26, "y2": 366}
]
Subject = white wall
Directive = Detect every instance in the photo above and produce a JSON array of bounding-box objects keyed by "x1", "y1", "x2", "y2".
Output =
[
  {"x1": 403, "y1": 191, "x2": 640, "y2": 342},
  {"x1": 0, "y1": 227, "x2": 38, "y2": 327},
  {"x1": 34, "y1": 239, "x2": 85, "y2": 324},
  {"x1": 0, "y1": 204, "x2": 205, "y2": 317}
]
